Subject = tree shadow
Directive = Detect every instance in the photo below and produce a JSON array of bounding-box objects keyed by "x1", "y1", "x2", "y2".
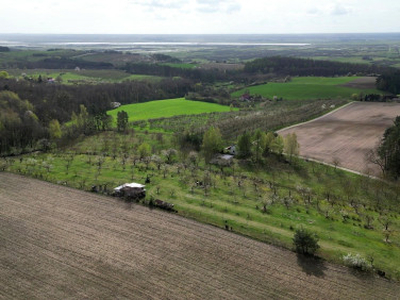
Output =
[{"x1": 296, "y1": 254, "x2": 327, "y2": 278}]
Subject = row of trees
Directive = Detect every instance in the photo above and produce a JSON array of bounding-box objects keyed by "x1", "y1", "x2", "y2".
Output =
[
  {"x1": 377, "y1": 116, "x2": 400, "y2": 178},
  {"x1": 376, "y1": 70, "x2": 400, "y2": 94},
  {"x1": 1, "y1": 77, "x2": 192, "y2": 125},
  {"x1": 244, "y1": 56, "x2": 390, "y2": 77},
  {"x1": 236, "y1": 131, "x2": 299, "y2": 161},
  {"x1": 200, "y1": 126, "x2": 299, "y2": 164}
]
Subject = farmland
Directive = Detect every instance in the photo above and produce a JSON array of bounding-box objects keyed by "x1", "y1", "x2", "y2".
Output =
[
  {"x1": 278, "y1": 102, "x2": 400, "y2": 176},
  {"x1": 107, "y1": 98, "x2": 237, "y2": 123},
  {"x1": 4, "y1": 115, "x2": 400, "y2": 280},
  {"x1": 2, "y1": 34, "x2": 400, "y2": 295},
  {"x1": 8, "y1": 69, "x2": 162, "y2": 84},
  {"x1": 231, "y1": 77, "x2": 384, "y2": 100},
  {"x1": 1, "y1": 173, "x2": 399, "y2": 299}
]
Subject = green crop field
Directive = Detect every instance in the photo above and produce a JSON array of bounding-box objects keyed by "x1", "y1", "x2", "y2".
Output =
[
  {"x1": 232, "y1": 77, "x2": 383, "y2": 100},
  {"x1": 107, "y1": 98, "x2": 237, "y2": 122}
]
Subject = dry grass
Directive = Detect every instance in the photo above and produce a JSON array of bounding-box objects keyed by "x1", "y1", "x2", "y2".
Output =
[
  {"x1": 279, "y1": 102, "x2": 400, "y2": 176},
  {"x1": 1, "y1": 173, "x2": 399, "y2": 299}
]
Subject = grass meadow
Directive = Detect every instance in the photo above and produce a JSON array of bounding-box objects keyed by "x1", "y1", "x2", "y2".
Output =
[
  {"x1": 107, "y1": 98, "x2": 237, "y2": 123},
  {"x1": 232, "y1": 77, "x2": 383, "y2": 100}
]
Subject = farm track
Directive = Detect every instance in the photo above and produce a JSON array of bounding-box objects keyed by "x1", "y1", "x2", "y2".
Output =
[
  {"x1": 279, "y1": 102, "x2": 400, "y2": 176},
  {"x1": 1, "y1": 173, "x2": 399, "y2": 299}
]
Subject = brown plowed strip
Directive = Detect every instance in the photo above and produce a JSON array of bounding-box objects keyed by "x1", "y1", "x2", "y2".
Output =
[
  {"x1": 279, "y1": 102, "x2": 400, "y2": 176},
  {"x1": 0, "y1": 173, "x2": 399, "y2": 299},
  {"x1": 339, "y1": 77, "x2": 377, "y2": 89}
]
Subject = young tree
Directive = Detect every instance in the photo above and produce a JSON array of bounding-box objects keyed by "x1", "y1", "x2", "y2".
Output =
[
  {"x1": 293, "y1": 227, "x2": 320, "y2": 255},
  {"x1": 253, "y1": 129, "x2": 267, "y2": 161},
  {"x1": 138, "y1": 142, "x2": 151, "y2": 160},
  {"x1": 117, "y1": 110, "x2": 129, "y2": 132},
  {"x1": 162, "y1": 148, "x2": 178, "y2": 164},
  {"x1": 201, "y1": 126, "x2": 223, "y2": 164},
  {"x1": 271, "y1": 135, "x2": 284, "y2": 155},
  {"x1": 264, "y1": 132, "x2": 276, "y2": 156},
  {"x1": 237, "y1": 131, "x2": 252, "y2": 159},
  {"x1": 49, "y1": 119, "x2": 62, "y2": 140},
  {"x1": 284, "y1": 133, "x2": 300, "y2": 160}
]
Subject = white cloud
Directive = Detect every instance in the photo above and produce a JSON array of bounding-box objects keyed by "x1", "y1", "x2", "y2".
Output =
[
  {"x1": 330, "y1": 3, "x2": 351, "y2": 16},
  {"x1": 196, "y1": 0, "x2": 241, "y2": 14},
  {"x1": 131, "y1": 0, "x2": 186, "y2": 9}
]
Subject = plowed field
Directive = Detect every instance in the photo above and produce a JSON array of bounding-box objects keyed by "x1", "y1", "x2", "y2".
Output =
[
  {"x1": 1, "y1": 173, "x2": 399, "y2": 299},
  {"x1": 278, "y1": 102, "x2": 400, "y2": 176}
]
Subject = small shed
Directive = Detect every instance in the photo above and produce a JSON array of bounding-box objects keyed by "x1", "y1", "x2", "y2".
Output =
[
  {"x1": 225, "y1": 145, "x2": 236, "y2": 155},
  {"x1": 114, "y1": 182, "x2": 146, "y2": 199}
]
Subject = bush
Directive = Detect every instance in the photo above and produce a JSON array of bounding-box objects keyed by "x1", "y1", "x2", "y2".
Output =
[
  {"x1": 293, "y1": 227, "x2": 320, "y2": 255},
  {"x1": 342, "y1": 253, "x2": 372, "y2": 271}
]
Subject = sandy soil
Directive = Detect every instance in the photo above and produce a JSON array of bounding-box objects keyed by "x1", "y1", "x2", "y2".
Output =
[
  {"x1": 1, "y1": 173, "x2": 399, "y2": 299},
  {"x1": 279, "y1": 102, "x2": 400, "y2": 176}
]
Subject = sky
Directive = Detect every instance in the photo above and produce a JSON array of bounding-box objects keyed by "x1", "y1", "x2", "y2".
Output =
[{"x1": 1, "y1": 0, "x2": 400, "y2": 34}]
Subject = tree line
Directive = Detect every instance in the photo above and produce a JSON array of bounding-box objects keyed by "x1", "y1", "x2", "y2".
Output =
[
  {"x1": 0, "y1": 76, "x2": 193, "y2": 155},
  {"x1": 376, "y1": 70, "x2": 400, "y2": 94},
  {"x1": 243, "y1": 56, "x2": 391, "y2": 77},
  {"x1": 1, "y1": 77, "x2": 192, "y2": 124}
]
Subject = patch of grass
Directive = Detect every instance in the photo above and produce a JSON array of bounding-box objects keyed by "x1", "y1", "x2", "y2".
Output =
[
  {"x1": 232, "y1": 76, "x2": 383, "y2": 100},
  {"x1": 107, "y1": 98, "x2": 237, "y2": 123}
]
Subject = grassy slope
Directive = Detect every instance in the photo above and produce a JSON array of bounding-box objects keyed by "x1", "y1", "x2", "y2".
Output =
[
  {"x1": 6, "y1": 129, "x2": 400, "y2": 280},
  {"x1": 107, "y1": 98, "x2": 236, "y2": 122},
  {"x1": 232, "y1": 77, "x2": 383, "y2": 100}
]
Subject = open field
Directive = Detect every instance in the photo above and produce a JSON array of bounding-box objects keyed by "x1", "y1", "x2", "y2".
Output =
[
  {"x1": 107, "y1": 98, "x2": 237, "y2": 123},
  {"x1": 232, "y1": 77, "x2": 384, "y2": 100},
  {"x1": 1, "y1": 173, "x2": 399, "y2": 299},
  {"x1": 278, "y1": 102, "x2": 400, "y2": 176},
  {"x1": 8, "y1": 69, "x2": 162, "y2": 84}
]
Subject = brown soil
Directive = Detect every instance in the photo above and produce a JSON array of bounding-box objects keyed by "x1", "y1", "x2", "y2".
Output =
[
  {"x1": 279, "y1": 102, "x2": 400, "y2": 176},
  {"x1": 340, "y1": 77, "x2": 377, "y2": 89},
  {"x1": 1, "y1": 173, "x2": 399, "y2": 299}
]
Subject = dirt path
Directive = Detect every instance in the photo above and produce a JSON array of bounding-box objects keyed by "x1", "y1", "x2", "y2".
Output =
[
  {"x1": 1, "y1": 173, "x2": 399, "y2": 299},
  {"x1": 278, "y1": 102, "x2": 400, "y2": 176}
]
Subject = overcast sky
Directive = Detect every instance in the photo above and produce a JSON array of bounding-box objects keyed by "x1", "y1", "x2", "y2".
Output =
[{"x1": 1, "y1": 0, "x2": 399, "y2": 34}]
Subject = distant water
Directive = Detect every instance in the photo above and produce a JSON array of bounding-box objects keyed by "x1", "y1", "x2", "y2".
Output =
[{"x1": 1, "y1": 33, "x2": 399, "y2": 48}]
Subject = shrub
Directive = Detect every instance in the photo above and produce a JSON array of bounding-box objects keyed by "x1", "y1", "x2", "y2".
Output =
[
  {"x1": 342, "y1": 253, "x2": 372, "y2": 271},
  {"x1": 293, "y1": 227, "x2": 320, "y2": 255}
]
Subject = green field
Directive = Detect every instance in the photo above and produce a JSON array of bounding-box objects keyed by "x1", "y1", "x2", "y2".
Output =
[
  {"x1": 108, "y1": 98, "x2": 236, "y2": 122},
  {"x1": 232, "y1": 77, "x2": 383, "y2": 100}
]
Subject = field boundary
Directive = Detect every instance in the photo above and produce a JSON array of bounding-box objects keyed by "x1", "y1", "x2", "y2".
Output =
[{"x1": 277, "y1": 101, "x2": 354, "y2": 134}]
